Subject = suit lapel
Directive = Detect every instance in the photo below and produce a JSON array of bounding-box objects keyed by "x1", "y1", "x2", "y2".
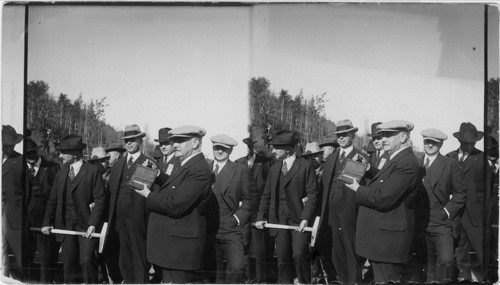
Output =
[
  {"x1": 219, "y1": 161, "x2": 236, "y2": 195},
  {"x1": 2, "y1": 154, "x2": 20, "y2": 176},
  {"x1": 429, "y1": 154, "x2": 446, "y2": 189},
  {"x1": 323, "y1": 149, "x2": 339, "y2": 190},
  {"x1": 71, "y1": 162, "x2": 89, "y2": 191},
  {"x1": 284, "y1": 156, "x2": 301, "y2": 186},
  {"x1": 461, "y1": 152, "x2": 479, "y2": 174},
  {"x1": 163, "y1": 153, "x2": 203, "y2": 187}
]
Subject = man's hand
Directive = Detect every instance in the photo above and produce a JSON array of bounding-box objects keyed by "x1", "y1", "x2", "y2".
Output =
[
  {"x1": 344, "y1": 175, "x2": 360, "y2": 191},
  {"x1": 135, "y1": 183, "x2": 151, "y2": 198},
  {"x1": 297, "y1": 220, "x2": 308, "y2": 233},
  {"x1": 41, "y1": 226, "x2": 53, "y2": 235},
  {"x1": 85, "y1": 226, "x2": 95, "y2": 239},
  {"x1": 255, "y1": 221, "x2": 266, "y2": 230},
  {"x1": 89, "y1": 202, "x2": 95, "y2": 211}
]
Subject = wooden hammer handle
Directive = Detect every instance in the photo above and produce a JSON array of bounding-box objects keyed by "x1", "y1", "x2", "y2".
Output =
[{"x1": 30, "y1": 227, "x2": 101, "y2": 238}]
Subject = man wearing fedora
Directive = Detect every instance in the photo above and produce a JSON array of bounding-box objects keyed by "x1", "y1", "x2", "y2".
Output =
[
  {"x1": 88, "y1": 147, "x2": 111, "y2": 183},
  {"x1": 367, "y1": 122, "x2": 390, "y2": 171},
  {"x1": 155, "y1": 127, "x2": 179, "y2": 176},
  {"x1": 255, "y1": 130, "x2": 319, "y2": 284},
  {"x1": 345, "y1": 120, "x2": 420, "y2": 284},
  {"x1": 105, "y1": 141, "x2": 126, "y2": 168},
  {"x1": 236, "y1": 137, "x2": 275, "y2": 284},
  {"x1": 302, "y1": 142, "x2": 324, "y2": 183},
  {"x1": 208, "y1": 134, "x2": 256, "y2": 283},
  {"x1": 24, "y1": 138, "x2": 60, "y2": 283},
  {"x1": 446, "y1": 122, "x2": 492, "y2": 282},
  {"x1": 2, "y1": 125, "x2": 27, "y2": 280},
  {"x1": 414, "y1": 128, "x2": 467, "y2": 283},
  {"x1": 134, "y1": 125, "x2": 214, "y2": 283},
  {"x1": 41, "y1": 134, "x2": 106, "y2": 283},
  {"x1": 107, "y1": 124, "x2": 157, "y2": 283},
  {"x1": 319, "y1": 135, "x2": 339, "y2": 162},
  {"x1": 319, "y1": 119, "x2": 368, "y2": 284}
]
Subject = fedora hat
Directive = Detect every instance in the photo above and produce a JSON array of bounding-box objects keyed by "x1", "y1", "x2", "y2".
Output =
[
  {"x1": 242, "y1": 137, "x2": 258, "y2": 146},
  {"x1": 367, "y1": 122, "x2": 382, "y2": 137},
  {"x1": 56, "y1": 134, "x2": 86, "y2": 151},
  {"x1": 2, "y1": 125, "x2": 23, "y2": 145},
  {"x1": 25, "y1": 138, "x2": 43, "y2": 152},
  {"x1": 269, "y1": 130, "x2": 296, "y2": 146},
  {"x1": 453, "y1": 122, "x2": 483, "y2": 143},
  {"x1": 332, "y1": 119, "x2": 358, "y2": 135},
  {"x1": 87, "y1": 147, "x2": 110, "y2": 162},
  {"x1": 154, "y1": 127, "x2": 172, "y2": 143},
  {"x1": 120, "y1": 124, "x2": 146, "y2": 140},
  {"x1": 319, "y1": 135, "x2": 339, "y2": 148},
  {"x1": 105, "y1": 141, "x2": 126, "y2": 153},
  {"x1": 302, "y1": 142, "x2": 324, "y2": 157}
]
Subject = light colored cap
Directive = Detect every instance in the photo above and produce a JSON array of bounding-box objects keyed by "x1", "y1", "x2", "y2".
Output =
[
  {"x1": 377, "y1": 120, "x2": 414, "y2": 133},
  {"x1": 302, "y1": 142, "x2": 324, "y2": 156},
  {"x1": 211, "y1": 134, "x2": 238, "y2": 148},
  {"x1": 421, "y1": 128, "x2": 448, "y2": 142},
  {"x1": 169, "y1": 125, "x2": 206, "y2": 138}
]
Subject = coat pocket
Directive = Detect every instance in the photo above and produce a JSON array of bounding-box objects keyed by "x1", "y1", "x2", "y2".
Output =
[
  {"x1": 170, "y1": 226, "x2": 198, "y2": 238},
  {"x1": 378, "y1": 219, "x2": 405, "y2": 232}
]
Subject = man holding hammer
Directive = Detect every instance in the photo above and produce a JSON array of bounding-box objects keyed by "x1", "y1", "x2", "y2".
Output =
[{"x1": 41, "y1": 134, "x2": 106, "y2": 283}]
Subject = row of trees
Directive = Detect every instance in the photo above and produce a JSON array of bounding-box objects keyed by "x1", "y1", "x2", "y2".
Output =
[{"x1": 26, "y1": 80, "x2": 120, "y2": 156}]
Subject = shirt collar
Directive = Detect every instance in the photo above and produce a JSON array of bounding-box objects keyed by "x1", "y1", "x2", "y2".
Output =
[
  {"x1": 181, "y1": 151, "x2": 200, "y2": 166},
  {"x1": 390, "y1": 145, "x2": 410, "y2": 160},
  {"x1": 282, "y1": 155, "x2": 296, "y2": 170},
  {"x1": 424, "y1": 153, "x2": 439, "y2": 166},
  {"x1": 70, "y1": 159, "x2": 83, "y2": 176},
  {"x1": 127, "y1": 151, "x2": 141, "y2": 162},
  {"x1": 340, "y1": 145, "x2": 354, "y2": 156},
  {"x1": 248, "y1": 152, "x2": 256, "y2": 163},
  {"x1": 214, "y1": 159, "x2": 228, "y2": 171},
  {"x1": 166, "y1": 153, "x2": 175, "y2": 163}
]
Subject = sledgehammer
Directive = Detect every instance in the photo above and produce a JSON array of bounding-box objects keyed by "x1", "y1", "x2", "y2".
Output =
[
  {"x1": 253, "y1": 216, "x2": 320, "y2": 247},
  {"x1": 31, "y1": 222, "x2": 108, "y2": 253}
]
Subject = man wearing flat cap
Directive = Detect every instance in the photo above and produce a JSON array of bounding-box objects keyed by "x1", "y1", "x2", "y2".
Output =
[
  {"x1": 24, "y1": 138, "x2": 60, "y2": 283},
  {"x1": 345, "y1": 120, "x2": 420, "y2": 283},
  {"x1": 236, "y1": 138, "x2": 275, "y2": 283},
  {"x1": 155, "y1": 127, "x2": 179, "y2": 176},
  {"x1": 414, "y1": 128, "x2": 467, "y2": 283},
  {"x1": 107, "y1": 124, "x2": 157, "y2": 283},
  {"x1": 255, "y1": 130, "x2": 319, "y2": 284},
  {"x1": 446, "y1": 122, "x2": 492, "y2": 282},
  {"x1": 2, "y1": 125, "x2": 27, "y2": 280},
  {"x1": 319, "y1": 135, "x2": 339, "y2": 162},
  {"x1": 41, "y1": 134, "x2": 106, "y2": 283},
  {"x1": 134, "y1": 125, "x2": 214, "y2": 283},
  {"x1": 207, "y1": 134, "x2": 256, "y2": 283},
  {"x1": 319, "y1": 119, "x2": 368, "y2": 284}
]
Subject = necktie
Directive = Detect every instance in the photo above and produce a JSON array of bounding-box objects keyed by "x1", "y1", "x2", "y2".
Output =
[
  {"x1": 282, "y1": 161, "x2": 288, "y2": 176},
  {"x1": 424, "y1": 157, "x2": 430, "y2": 169},
  {"x1": 376, "y1": 150, "x2": 381, "y2": 160},
  {"x1": 340, "y1": 151, "x2": 346, "y2": 162},
  {"x1": 127, "y1": 156, "x2": 133, "y2": 168},
  {"x1": 459, "y1": 154, "x2": 466, "y2": 163},
  {"x1": 29, "y1": 164, "x2": 36, "y2": 177},
  {"x1": 214, "y1": 164, "x2": 220, "y2": 176},
  {"x1": 69, "y1": 166, "x2": 75, "y2": 181}
]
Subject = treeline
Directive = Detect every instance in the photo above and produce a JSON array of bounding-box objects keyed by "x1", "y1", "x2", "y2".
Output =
[
  {"x1": 26, "y1": 80, "x2": 120, "y2": 156},
  {"x1": 249, "y1": 77, "x2": 338, "y2": 153}
]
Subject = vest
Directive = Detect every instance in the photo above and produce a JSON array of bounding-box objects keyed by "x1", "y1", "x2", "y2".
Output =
[
  {"x1": 65, "y1": 177, "x2": 80, "y2": 230},
  {"x1": 117, "y1": 162, "x2": 137, "y2": 217}
]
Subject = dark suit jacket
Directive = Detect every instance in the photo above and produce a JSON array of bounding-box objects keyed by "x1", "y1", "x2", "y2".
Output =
[
  {"x1": 107, "y1": 154, "x2": 151, "y2": 234},
  {"x1": 26, "y1": 158, "x2": 60, "y2": 229},
  {"x1": 355, "y1": 147, "x2": 420, "y2": 263},
  {"x1": 416, "y1": 153, "x2": 467, "y2": 228},
  {"x1": 43, "y1": 162, "x2": 106, "y2": 242},
  {"x1": 235, "y1": 154, "x2": 273, "y2": 222},
  {"x1": 447, "y1": 148, "x2": 491, "y2": 227},
  {"x1": 320, "y1": 147, "x2": 367, "y2": 228},
  {"x1": 212, "y1": 160, "x2": 256, "y2": 231},
  {"x1": 257, "y1": 156, "x2": 319, "y2": 236},
  {"x1": 145, "y1": 152, "x2": 212, "y2": 270},
  {"x1": 2, "y1": 152, "x2": 24, "y2": 231}
]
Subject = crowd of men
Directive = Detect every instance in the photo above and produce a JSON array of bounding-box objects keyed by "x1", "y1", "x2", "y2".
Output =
[{"x1": 1, "y1": 119, "x2": 498, "y2": 284}]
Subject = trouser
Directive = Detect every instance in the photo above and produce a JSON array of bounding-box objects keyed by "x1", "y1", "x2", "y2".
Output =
[
  {"x1": 162, "y1": 268, "x2": 196, "y2": 283},
  {"x1": 35, "y1": 232, "x2": 59, "y2": 283},
  {"x1": 215, "y1": 231, "x2": 246, "y2": 283},
  {"x1": 425, "y1": 224, "x2": 454, "y2": 283},
  {"x1": 102, "y1": 229, "x2": 123, "y2": 283},
  {"x1": 61, "y1": 234, "x2": 99, "y2": 283},
  {"x1": 116, "y1": 217, "x2": 148, "y2": 284},
  {"x1": 371, "y1": 261, "x2": 404, "y2": 284},
  {"x1": 2, "y1": 225, "x2": 30, "y2": 281},
  {"x1": 246, "y1": 226, "x2": 275, "y2": 283},
  {"x1": 274, "y1": 228, "x2": 311, "y2": 284},
  {"x1": 456, "y1": 211, "x2": 483, "y2": 282},
  {"x1": 330, "y1": 225, "x2": 361, "y2": 284}
]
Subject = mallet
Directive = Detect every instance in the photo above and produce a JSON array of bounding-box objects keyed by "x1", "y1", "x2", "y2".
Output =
[
  {"x1": 31, "y1": 222, "x2": 108, "y2": 253},
  {"x1": 253, "y1": 216, "x2": 320, "y2": 247}
]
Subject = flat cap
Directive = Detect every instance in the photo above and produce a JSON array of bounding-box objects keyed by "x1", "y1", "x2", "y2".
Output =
[
  {"x1": 169, "y1": 125, "x2": 206, "y2": 139},
  {"x1": 377, "y1": 120, "x2": 414, "y2": 133},
  {"x1": 211, "y1": 134, "x2": 238, "y2": 148},
  {"x1": 421, "y1": 128, "x2": 448, "y2": 142}
]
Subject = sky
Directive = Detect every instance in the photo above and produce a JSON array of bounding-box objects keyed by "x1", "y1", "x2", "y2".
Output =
[{"x1": 2, "y1": 3, "x2": 499, "y2": 156}]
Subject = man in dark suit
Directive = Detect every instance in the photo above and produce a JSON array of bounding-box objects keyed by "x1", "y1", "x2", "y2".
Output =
[
  {"x1": 107, "y1": 124, "x2": 157, "y2": 283},
  {"x1": 41, "y1": 134, "x2": 106, "y2": 283},
  {"x1": 447, "y1": 122, "x2": 492, "y2": 282},
  {"x1": 416, "y1": 128, "x2": 467, "y2": 283},
  {"x1": 2, "y1": 125, "x2": 26, "y2": 281},
  {"x1": 208, "y1": 134, "x2": 256, "y2": 283},
  {"x1": 319, "y1": 135, "x2": 339, "y2": 162},
  {"x1": 345, "y1": 120, "x2": 420, "y2": 283},
  {"x1": 320, "y1": 119, "x2": 367, "y2": 284},
  {"x1": 367, "y1": 122, "x2": 390, "y2": 171},
  {"x1": 24, "y1": 138, "x2": 60, "y2": 283},
  {"x1": 155, "y1": 127, "x2": 179, "y2": 176},
  {"x1": 255, "y1": 130, "x2": 319, "y2": 284},
  {"x1": 134, "y1": 125, "x2": 213, "y2": 283},
  {"x1": 236, "y1": 137, "x2": 275, "y2": 284}
]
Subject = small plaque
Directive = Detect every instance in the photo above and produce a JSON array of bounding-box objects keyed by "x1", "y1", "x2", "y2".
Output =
[
  {"x1": 127, "y1": 164, "x2": 157, "y2": 190},
  {"x1": 337, "y1": 159, "x2": 368, "y2": 184}
]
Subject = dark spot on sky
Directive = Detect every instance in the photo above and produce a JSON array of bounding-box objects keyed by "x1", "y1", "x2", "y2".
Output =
[{"x1": 473, "y1": 47, "x2": 476, "y2": 51}]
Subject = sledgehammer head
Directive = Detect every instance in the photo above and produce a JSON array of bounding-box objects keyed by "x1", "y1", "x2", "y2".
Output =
[
  {"x1": 310, "y1": 216, "x2": 320, "y2": 247},
  {"x1": 98, "y1": 222, "x2": 108, "y2": 253}
]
